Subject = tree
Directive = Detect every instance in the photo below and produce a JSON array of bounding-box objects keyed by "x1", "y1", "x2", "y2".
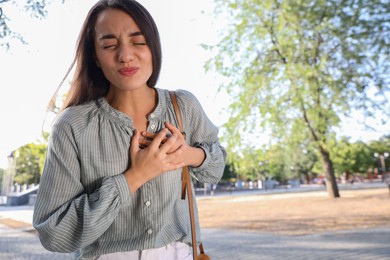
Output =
[
  {"x1": 285, "y1": 137, "x2": 318, "y2": 184},
  {"x1": 329, "y1": 137, "x2": 372, "y2": 181},
  {"x1": 0, "y1": 0, "x2": 64, "y2": 48},
  {"x1": 232, "y1": 146, "x2": 264, "y2": 181},
  {"x1": 14, "y1": 141, "x2": 47, "y2": 186},
  {"x1": 368, "y1": 135, "x2": 390, "y2": 156},
  {"x1": 222, "y1": 162, "x2": 236, "y2": 180},
  {"x1": 206, "y1": 0, "x2": 390, "y2": 198}
]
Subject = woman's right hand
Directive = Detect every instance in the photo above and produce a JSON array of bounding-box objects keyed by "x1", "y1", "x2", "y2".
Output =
[{"x1": 123, "y1": 128, "x2": 186, "y2": 193}]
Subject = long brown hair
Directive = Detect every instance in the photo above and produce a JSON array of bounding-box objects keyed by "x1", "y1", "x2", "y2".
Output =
[{"x1": 60, "y1": 0, "x2": 162, "y2": 110}]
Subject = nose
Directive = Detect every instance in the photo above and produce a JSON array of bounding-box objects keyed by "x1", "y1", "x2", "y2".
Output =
[{"x1": 118, "y1": 44, "x2": 134, "y2": 63}]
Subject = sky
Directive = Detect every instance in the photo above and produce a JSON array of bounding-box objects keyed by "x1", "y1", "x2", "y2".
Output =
[{"x1": 0, "y1": 0, "x2": 388, "y2": 168}]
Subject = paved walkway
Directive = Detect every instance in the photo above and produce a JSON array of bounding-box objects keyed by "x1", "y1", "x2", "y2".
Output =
[
  {"x1": 202, "y1": 228, "x2": 390, "y2": 260},
  {"x1": 1, "y1": 222, "x2": 390, "y2": 260}
]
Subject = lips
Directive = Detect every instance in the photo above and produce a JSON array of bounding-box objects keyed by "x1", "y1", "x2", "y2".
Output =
[{"x1": 118, "y1": 67, "x2": 138, "y2": 76}]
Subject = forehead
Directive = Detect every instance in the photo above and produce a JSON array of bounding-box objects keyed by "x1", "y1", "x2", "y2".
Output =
[{"x1": 95, "y1": 8, "x2": 141, "y2": 36}]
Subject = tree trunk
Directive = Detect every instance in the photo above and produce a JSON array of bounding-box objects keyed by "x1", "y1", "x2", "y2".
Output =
[{"x1": 319, "y1": 149, "x2": 340, "y2": 198}]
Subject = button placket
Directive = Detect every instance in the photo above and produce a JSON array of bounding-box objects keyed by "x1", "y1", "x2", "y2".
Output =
[
  {"x1": 142, "y1": 183, "x2": 155, "y2": 239},
  {"x1": 148, "y1": 112, "x2": 157, "y2": 132}
]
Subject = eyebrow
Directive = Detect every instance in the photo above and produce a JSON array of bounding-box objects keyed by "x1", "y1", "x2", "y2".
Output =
[{"x1": 98, "y1": 31, "x2": 144, "y2": 40}]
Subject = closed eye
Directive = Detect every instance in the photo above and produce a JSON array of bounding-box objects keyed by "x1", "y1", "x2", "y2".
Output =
[{"x1": 103, "y1": 45, "x2": 117, "y2": 49}]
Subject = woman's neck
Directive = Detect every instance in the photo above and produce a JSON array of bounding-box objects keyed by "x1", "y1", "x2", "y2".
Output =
[{"x1": 105, "y1": 86, "x2": 157, "y2": 127}]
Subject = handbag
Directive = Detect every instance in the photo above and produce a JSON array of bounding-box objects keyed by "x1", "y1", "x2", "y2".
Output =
[{"x1": 170, "y1": 91, "x2": 211, "y2": 260}]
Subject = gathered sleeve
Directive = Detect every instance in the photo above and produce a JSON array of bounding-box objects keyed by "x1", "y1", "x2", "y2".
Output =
[
  {"x1": 32, "y1": 113, "x2": 131, "y2": 253},
  {"x1": 175, "y1": 90, "x2": 227, "y2": 184}
]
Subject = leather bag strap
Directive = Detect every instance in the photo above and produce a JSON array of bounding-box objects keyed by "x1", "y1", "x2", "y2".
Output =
[
  {"x1": 170, "y1": 92, "x2": 187, "y2": 200},
  {"x1": 169, "y1": 91, "x2": 198, "y2": 260}
]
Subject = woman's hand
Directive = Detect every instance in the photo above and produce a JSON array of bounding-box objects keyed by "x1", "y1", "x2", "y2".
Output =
[
  {"x1": 124, "y1": 128, "x2": 186, "y2": 193},
  {"x1": 140, "y1": 122, "x2": 205, "y2": 168},
  {"x1": 139, "y1": 122, "x2": 186, "y2": 154}
]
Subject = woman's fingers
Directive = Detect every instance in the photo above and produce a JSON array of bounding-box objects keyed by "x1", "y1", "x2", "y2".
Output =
[
  {"x1": 125, "y1": 128, "x2": 187, "y2": 192},
  {"x1": 138, "y1": 126, "x2": 186, "y2": 158},
  {"x1": 159, "y1": 133, "x2": 178, "y2": 154},
  {"x1": 141, "y1": 122, "x2": 183, "y2": 141},
  {"x1": 139, "y1": 133, "x2": 169, "y2": 148},
  {"x1": 164, "y1": 121, "x2": 181, "y2": 135},
  {"x1": 141, "y1": 131, "x2": 158, "y2": 140},
  {"x1": 138, "y1": 138, "x2": 152, "y2": 149},
  {"x1": 149, "y1": 128, "x2": 169, "y2": 148}
]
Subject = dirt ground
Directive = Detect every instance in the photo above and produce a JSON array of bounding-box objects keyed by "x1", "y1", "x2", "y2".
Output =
[{"x1": 197, "y1": 187, "x2": 390, "y2": 236}]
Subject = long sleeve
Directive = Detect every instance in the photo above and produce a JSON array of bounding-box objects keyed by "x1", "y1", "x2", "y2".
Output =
[
  {"x1": 175, "y1": 90, "x2": 227, "y2": 184},
  {"x1": 33, "y1": 113, "x2": 131, "y2": 253}
]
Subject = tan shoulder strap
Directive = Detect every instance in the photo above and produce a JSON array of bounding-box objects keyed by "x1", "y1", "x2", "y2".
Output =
[
  {"x1": 169, "y1": 91, "x2": 187, "y2": 200},
  {"x1": 169, "y1": 91, "x2": 199, "y2": 260},
  {"x1": 170, "y1": 91, "x2": 186, "y2": 136}
]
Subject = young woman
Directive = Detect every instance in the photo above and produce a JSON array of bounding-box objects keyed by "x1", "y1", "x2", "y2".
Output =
[{"x1": 33, "y1": 0, "x2": 226, "y2": 259}]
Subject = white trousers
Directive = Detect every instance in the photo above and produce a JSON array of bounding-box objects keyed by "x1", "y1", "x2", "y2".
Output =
[{"x1": 95, "y1": 242, "x2": 193, "y2": 260}]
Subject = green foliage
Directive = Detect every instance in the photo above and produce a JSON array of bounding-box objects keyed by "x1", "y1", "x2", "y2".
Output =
[
  {"x1": 329, "y1": 137, "x2": 373, "y2": 176},
  {"x1": 232, "y1": 146, "x2": 263, "y2": 180},
  {"x1": 265, "y1": 144, "x2": 288, "y2": 181},
  {"x1": 221, "y1": 162, "x2": 236, "y2": 180},
  {"x1": 284, "y1": 134, "x2": 319, "y2": 182},
  {"x1": 0, "y1": 0, "x2": 65, "y2": 48},
  {"x1": 368, "y1": 135, "x2": 390, "y2": 155},
  {"x1": 14, "y1": 141, "x2": 47, "y2": 185},
  {"x1": 208, "y1": 0, "x2": 389, "y2": 152},
  {"x1": 207, "y1": 0, "x2": 389, "y2": 195},
  {"x1": 225, "y1": 140, "x2": 319, "y2": 182},
  {"x1": 226, "y1": 134, "x2": 388, "y2": 183}
]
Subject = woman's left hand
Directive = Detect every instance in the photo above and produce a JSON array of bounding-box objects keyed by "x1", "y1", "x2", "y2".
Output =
[{"x1": 140, "y1": 122, "x2": 206, "y2": 167}]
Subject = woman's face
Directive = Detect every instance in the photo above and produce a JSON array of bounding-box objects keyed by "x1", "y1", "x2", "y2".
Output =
[{"x1": 94, "y1": 8, "x2": 153, "y2": 93}]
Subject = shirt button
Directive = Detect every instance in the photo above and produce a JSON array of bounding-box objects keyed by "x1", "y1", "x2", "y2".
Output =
[
  {"x1": 150, "y1": 113, "x2": 155, "y2": 118},
  {"x1": 145, "y1": 201, "x2": 151, "y2": 207},
  {"x1": 150, "y1": 124, "x2": 156, "y2": 130},
  {"x1": 147, "y1": 228, "x2": 153, "y2": 235}
]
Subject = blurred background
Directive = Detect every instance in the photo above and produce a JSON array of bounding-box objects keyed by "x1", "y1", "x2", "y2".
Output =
[{"x1": 0, "y1": 1, "x2": 389, "y2": 259}]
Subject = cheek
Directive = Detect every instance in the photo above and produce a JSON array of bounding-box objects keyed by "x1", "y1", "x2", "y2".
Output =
[
  {"x1": 94, "y1": 54, "x2": 114, "y2": 81},
  {"x1": 95, "y1": 52, "x2": 113, "y2": 72},
  {"x1": 143, "y1": 51, "x2": 153, "y2": 71}
]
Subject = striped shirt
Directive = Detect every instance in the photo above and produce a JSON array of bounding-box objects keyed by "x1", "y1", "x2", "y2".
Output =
[{"x1": 33, "y1": 88, "x2": 226, "y2": 259}]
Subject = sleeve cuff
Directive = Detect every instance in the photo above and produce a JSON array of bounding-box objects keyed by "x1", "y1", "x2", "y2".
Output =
[{"x1": 190, "y1": 144, "x2": 210, "y2": 173}]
